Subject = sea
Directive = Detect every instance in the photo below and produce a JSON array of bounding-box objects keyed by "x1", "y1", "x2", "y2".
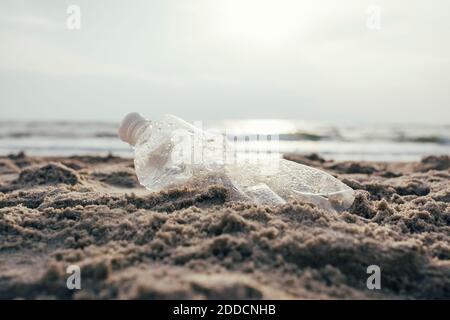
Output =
[{"x1": 0, "y1": 119, "x2": 449, "y2": 162}]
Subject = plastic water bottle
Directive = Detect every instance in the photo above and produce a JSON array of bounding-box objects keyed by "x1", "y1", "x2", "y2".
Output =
[{"x1": 118, "y1": 113, "x2": 355, "y2": 210}]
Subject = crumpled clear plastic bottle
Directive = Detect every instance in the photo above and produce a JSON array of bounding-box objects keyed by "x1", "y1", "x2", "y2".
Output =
[{"x1": 118, "y1": 113, "x2": 355, "y2": 210}]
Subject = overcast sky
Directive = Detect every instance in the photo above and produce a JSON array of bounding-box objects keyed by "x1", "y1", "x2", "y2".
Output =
[{"x1": 0, "y1": 0, "x2": 449, "y2": 123}]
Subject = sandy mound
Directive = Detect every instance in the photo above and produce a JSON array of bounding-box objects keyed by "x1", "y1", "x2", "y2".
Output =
[{"x1": 17, "y1": 163, "x2": 82, "y2": 186}]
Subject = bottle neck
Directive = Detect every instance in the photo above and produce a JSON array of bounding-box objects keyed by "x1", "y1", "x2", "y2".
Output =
[
  {"x1": 118, "y1": 112, "x2": 151, "y2": 146},
  {"x1": 128, "y1": 120, "x2": 150, "y2": 146}
]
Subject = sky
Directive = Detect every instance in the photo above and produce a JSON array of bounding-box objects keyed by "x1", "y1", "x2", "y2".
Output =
[{"x1": 0, "y1": 0, "x2": 449, "y2": 123}]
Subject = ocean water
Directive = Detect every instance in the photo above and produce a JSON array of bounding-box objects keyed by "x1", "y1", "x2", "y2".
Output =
[{"x1": 0, "y1": 120, "x2": 449, "y2": 162}]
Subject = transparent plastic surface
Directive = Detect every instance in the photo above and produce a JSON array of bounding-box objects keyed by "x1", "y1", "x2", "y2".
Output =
[{"x1": 129, "y1": 114, "x2": 355, "y2": 210}]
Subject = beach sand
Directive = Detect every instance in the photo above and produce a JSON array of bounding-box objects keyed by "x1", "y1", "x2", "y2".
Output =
[{"x1": 0, "y1": 152, "x2": 449, "y2": 299}]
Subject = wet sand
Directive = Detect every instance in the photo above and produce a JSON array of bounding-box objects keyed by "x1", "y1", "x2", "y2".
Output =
[{"x1": 0, "y1": 152, "x2": 449, "y2": 299}]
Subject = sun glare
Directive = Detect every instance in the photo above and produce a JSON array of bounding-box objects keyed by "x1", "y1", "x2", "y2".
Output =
[
  {"x1": 209, "y1": 0, "x2": 315, "y2": 46},
  {"x1": 220, "y1": 119, "x2": 298, "y2": 135}
]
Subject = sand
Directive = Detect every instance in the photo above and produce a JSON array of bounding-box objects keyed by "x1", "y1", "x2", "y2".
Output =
[{"x1": 0, "y1": 152, "x2": 449, "y2": 299}]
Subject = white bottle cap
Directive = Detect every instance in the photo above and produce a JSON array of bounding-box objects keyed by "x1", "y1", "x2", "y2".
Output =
[{"x1": 118, "y1": 112, "x2": 149, "y2": 146}]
